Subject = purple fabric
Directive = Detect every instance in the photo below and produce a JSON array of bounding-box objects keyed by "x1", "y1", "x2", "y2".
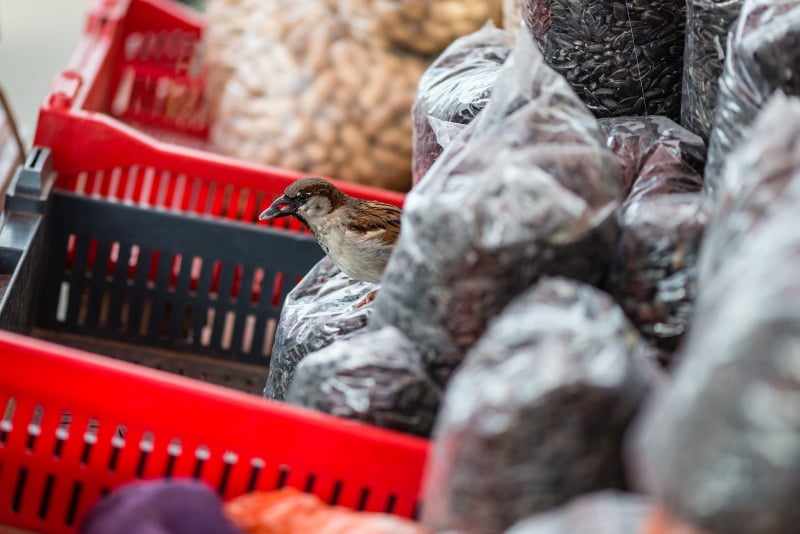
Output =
[{"x1": 80, "y1": 479, "x2": 244, "y2": 534}]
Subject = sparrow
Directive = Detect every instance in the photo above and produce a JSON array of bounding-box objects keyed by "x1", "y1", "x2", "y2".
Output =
[{"x1": 259, "y1": 177, "x2": 401, "y2": 289}]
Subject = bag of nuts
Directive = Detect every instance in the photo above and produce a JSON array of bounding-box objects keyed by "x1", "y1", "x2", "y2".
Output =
[
  {"x1": 286, "y1": 326, "x2": 441, "y2": 438},
  {"x1": 634, "y1": 204, "x2": 800, "y2": 534},
  {"x1": 703, "y1": 0, "x2": 800, "y2": 196},
  {"x1": 204, "y1": 0, "x2": 265, "y2": 120},
  {"x1": 412, "y1": 22, "x2": 513, "y2": 184},
  {"x1": 372, "y1": 28, "x2": 623, "y2": 386},
  {"x1": 599, "y1": 116, "x2": 706, "y2": 362},
  {"x1": 421, "y1": 277, "x2": 657, "y2": 534},
  {"x1": 522, "y1": 0, "x2": 686, "y2": 120},
  {"x1": 698, "y1": 92, "x2": 800, "y2": 288},
  {"x1": 263, "y1": 256, "x2": 378, "y2": 401},
  {"x1": 210, "y1": 0, "x2": 427, "y2": 191},
  {"x1": 338, "y1": 0, "x2": 503, "y2": 55},
  {"x1": 598, "y1": 116, "x2": 706, "y2": 199},
  {"x1": 680, "y1": 0, "x2": 744, "y2": 142},
  {"x1": 609, "y1": 194, "x2": 708, "y2": 362}
]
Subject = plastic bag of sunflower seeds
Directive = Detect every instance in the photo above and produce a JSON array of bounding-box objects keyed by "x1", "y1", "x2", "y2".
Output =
[
  {"x1": 598, "y1": 116, "x2": 705, "y2": 197},
  {"x1": 504, "y1": 492, "x2": 654, "y2": 534},
  {"x1": 681, "y1": 0, "x2": 745, "y2": 142},
  {"x1": 412, "y1": 22, "x2": 514, "y2": 184},
  {"x1": 286, "y1": 327, "x2": 441, "y2": 437},
  {"x1": 372, "y1": 28, "x2": 623, "y2": 386},
  {"x1": 264, "y1": 256, "x2": 378, "y2": 401},
  {"x1": 698, "y1": 92, "x2": 800, "y2": 286},
  {"x1": 601, "y1": 117, "x2": 706, "y2": 199},
  {"x1": 704, "y1": 0, "x2": 800, "y2": 194},
  {"x1": 521, "y1": 0, "x2": 686, "y2": 120},
  {"x1": 609, "y1": 194, "x2": 708, "y2": 362},
  {"x1": 598, "y1": 116, "x2": 707, "y2": 360},
  {"x1": 633, "y1": 199, "x2": 800, "y2": 534},
  {"x1": 421, "y1": 277, "x2": 658, "y2": 534}
]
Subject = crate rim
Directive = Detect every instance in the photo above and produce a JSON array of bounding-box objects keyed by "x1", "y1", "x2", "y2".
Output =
[{"x1": 0, "y1": 328, "x2": 430, "y2": 452}]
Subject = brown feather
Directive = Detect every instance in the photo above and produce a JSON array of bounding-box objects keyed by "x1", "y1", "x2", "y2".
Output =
[{"x1": 346, "y1": 199, "x2": 402, "y2": 246}]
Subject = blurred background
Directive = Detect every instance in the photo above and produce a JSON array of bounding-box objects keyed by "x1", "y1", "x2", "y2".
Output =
[
  {"x1": 0, "y1": 0, "x2": 93, "y2": 130},
  {"x1": 0, "y1": 0, "x2": 201, "y2": 132}
]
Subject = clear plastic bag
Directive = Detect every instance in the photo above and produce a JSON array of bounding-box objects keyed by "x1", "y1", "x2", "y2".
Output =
[
  {"x1": 610, "y1": 195, "x2": 708, "y2": 360},
  {"x1": 504, "y1": 492, "x2": 654, "y2": 534},
  {"x1": 412, "y1": 22, "x2": 513, "y2": 184},
  {"x1": 264, "y1": 257, "x2": 378, "y2": 401},
  {"x1": 286, "y1": 327, "x2": 441, "y2": 437},
  {"x1": 338, "y1": 0, "x2": 503, "y2": 55},
  {"x1": 633, "y1": 201, "x2": 800, "y2": 534},
  {"x1": 210, "y1": 0, "x2": 427, "y2": 191},
  {"x1": 598, "y1": 117, "x2": 707, "y2": 358},
  {"x1": 522, "y1": 0, "x2": 686, "y2": 119},
  {"x1": 598, "y1": 116, "x2": 705, "y2": 200},
  {"x1": 680, "y1": 0, "x2": 745, "y2": 142},
  {"x1": 698, "y1": 92, "x2": 800, "y2": 286},
  {"x1": 704, "y1": 0, "x2": 800, "y2": 195},
  {"x1": 421, "y1": 277, "x2": 657, "y2": 534},
  {"x1": 372, "y1": 28, "x2": 623, "y2": 386}
]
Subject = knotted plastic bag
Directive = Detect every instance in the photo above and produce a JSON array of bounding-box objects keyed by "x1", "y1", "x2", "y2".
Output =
[
  {"x1": 412, "y1": 22, "x2": 513, "y2": 184},
  {"x1": 704, "y1": 0, "x2": 800, "y2": 194},
  {"x1": 634, "y1": 204, "x2": 800, "y2": 534},
  {"x1": 264, "y1": 256, "x2": 377, "y2": 401},
  {"x1": 599, "y1": 117, "x2": 707, "y2": 358},
  {"x1": 421, "y1": 277, "x2": 657, "y2": 534},
  {"x1": 286, "y1": 327, "x2": 441, "y2": 437},
  {"x1": 698, "y1": 92, "x2": 800, "y2": 286},
  {"x1": 372, "y1": 28, "x2": 623, "y2": 385}
]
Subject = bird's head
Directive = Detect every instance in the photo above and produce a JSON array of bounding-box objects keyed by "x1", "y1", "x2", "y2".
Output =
[{"x1": 259, "y1": 177, "x2": 347, "y2": 224}]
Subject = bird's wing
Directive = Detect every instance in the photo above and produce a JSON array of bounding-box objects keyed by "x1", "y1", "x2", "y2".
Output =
[{"x1": 345, "y1": 201, "x2": 402, "y2": 246}]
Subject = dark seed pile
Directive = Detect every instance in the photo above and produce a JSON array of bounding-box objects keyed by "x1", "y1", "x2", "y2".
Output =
[
  {"x1": 422, "y1": 278, "x2": 657, "y2": 534},
  {"x1": 412, "y1": 23, "x2": 513, "y2": 185},
  {"x1": 286, "y1": 327, "x2": 441, "y2": 438},
  {"x1": 522, "y1": 0, "x2": 686, "y2": 120},
  {"x1": 704, "y1": 0, "x2": 800, "y2": 195},
  {"x1": 680, "y1": 0, "x2": 744, "y2": 142},
  {"x1": 263, "y1": 257, "x2": 378, "y2": 401}
]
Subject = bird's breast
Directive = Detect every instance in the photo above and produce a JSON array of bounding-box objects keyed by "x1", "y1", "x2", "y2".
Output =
[{"x1": 310, "y1": 219, "x2": 390, "y2": 283}]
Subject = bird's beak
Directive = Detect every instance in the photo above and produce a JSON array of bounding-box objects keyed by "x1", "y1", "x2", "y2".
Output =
[{"x1": 259, "y1": 195, "x2": 295, "y2": 220}]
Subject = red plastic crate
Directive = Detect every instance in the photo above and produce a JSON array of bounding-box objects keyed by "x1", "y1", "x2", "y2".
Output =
[
  {"x1": 0, "y1": 331, "x2": 429, "y2": 533},
  {"x1": 0, "y1": 0, "x2": 429, "y2": 532},
  {"x1": 33, "y1": 0, "x2": 406, "y2": 226}
]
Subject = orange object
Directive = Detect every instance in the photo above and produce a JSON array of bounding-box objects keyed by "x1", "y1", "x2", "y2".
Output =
[
  {"x1": 225, "y1": 488, "x2": 430, "y2": 534},
  {"x1": 644, "y1": 506, "x2": 710, "y2": 534}
]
